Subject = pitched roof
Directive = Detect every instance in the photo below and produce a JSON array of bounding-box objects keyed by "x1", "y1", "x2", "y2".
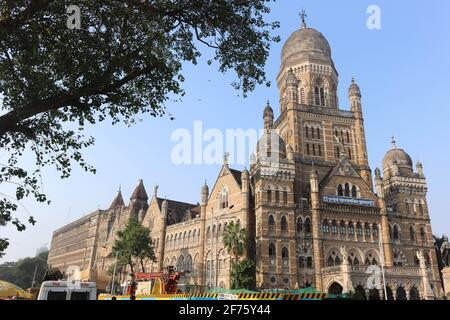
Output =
[
  {"x1": 109, "y1": 191, "x2": 125, "y2": 209},
  {"x1": 229, "y1": 168, "x2": 242, "y2": 186},
  {"x1": 130, "y1": 179, "x2": 148, "y2": 201},
  {"x1": 156, "y1": 197, "x2": 198, "y2": 225}
]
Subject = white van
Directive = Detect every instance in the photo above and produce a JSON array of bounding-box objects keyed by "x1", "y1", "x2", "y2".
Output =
[{"x1": 37, "y1": 281, "x2": 97, "y2": 300}]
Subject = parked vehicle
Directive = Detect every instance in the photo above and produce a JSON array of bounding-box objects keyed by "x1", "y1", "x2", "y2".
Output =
[{"x1": 37, "y1": 280, "x2": 97, "y2": 300}]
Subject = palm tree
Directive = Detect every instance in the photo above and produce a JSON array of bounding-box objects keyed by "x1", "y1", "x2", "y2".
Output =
[{"x1": 223, "y1": 221, "x2": 247, "y2": 266}]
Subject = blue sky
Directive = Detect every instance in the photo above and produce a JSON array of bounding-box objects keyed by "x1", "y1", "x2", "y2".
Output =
[{"x1": 2, "y1": 0, "x2": 450, "y2": 262}]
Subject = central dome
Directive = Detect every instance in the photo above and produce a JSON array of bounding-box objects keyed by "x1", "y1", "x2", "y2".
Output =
[
  {"x1": 281, "y1": 27, "x2": 332, "y2": 66},
  {"x1": 382, "y1": 139, "x2": 414, "y2": 176}
]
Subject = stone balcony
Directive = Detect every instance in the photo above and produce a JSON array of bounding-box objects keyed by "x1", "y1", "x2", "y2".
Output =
[{"x1": 322, "y1": 265, "x2": 427, "y2": 277}]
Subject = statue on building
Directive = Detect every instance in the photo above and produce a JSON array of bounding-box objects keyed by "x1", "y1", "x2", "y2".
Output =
[
  {"x1": 441, "y1": 236, "x2": 450, "y2": 267},
  {"x1": 340, "y1": 245, "x2": 348, "y2": 263}
]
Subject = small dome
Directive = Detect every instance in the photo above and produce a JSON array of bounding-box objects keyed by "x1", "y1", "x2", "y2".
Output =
[
  {"x1": 348, "y1": 78, "x2": 361, "y2": 97},
  {"x1": 382, "y1": 139, "x2": 413, "y2": 174},
  {"x1": 263, "y1": 102, "x2": 274, "y2": 118},
  {"x1": 281, "y1": 27, "x2": 332, "y2": 67},
  {"x1": 257, "y1": 131, "x2": 286, "y2": 161},
  {"x1": 201, "y1": 182, "x2": 209, "y2": 194}
]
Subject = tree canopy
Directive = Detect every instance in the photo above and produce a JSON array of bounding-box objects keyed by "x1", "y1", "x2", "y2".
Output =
[
  {"x1": 112, "y1": 217, "x2": 156, "y2": 275},
  {"x1": 0, "y1": 1, "x2": 279, "y2": 257},
  {"x1": 223, "y1": 220, "x2": 247, "y2": 265},
  {"x1": 229, "y1": 258, "x2": 256, "y2": 290},
  {"x1": 0, "y1": 250, "x2": 49, "y2": 289}
]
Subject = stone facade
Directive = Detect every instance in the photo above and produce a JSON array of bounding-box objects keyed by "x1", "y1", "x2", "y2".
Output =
[{"x1": 48, "y1": 20, "x2": 444, "y2": 299}]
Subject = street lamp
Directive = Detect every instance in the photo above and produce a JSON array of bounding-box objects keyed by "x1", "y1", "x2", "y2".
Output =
[{"x1": 102, "y1": 245, "x2": 120, "y2": 295}]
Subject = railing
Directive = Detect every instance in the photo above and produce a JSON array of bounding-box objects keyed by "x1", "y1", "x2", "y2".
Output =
[
  {"x1": 320, "y1": 203, "x2": 380, "y2": 215},
  {"x1": 323, "y1": 265, "x2": 422, "y2": 277}
]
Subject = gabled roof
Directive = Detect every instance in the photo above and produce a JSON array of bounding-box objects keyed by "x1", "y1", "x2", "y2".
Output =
[
  {"x1": 319, "y1": 155, "x2": 375, "y2": 195},
  {"x1": 229, "y1": 168, "x2": 242, "y2": 186},
  {"x1": 109, "y1": 191, "x2": 125, "y2": 209},
  {"x1": 156, "y1": 197, "x2": 198, "y2": 225},
  {"x1": 130, "y1": 179, "x2": 148, "y2": 201}
]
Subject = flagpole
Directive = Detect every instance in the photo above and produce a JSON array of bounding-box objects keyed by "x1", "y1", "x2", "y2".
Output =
[{"x1": 378, "y1": 223, "x2": 388, "y2": 300}]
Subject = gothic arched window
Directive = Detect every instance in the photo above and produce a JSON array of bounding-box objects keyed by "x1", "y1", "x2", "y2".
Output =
[
  {"x1": 348, "y1": 222, "x2": 355, "y2": 235},
  {"x1": 282, "y1": 247, "x2": 289, "y2": 266},
  {"x1": 331, "y1": 220, "x2": 338, "y2": 234},
  {"x1": 296, "y1": 217, "x2": 303, "y2": 234},
  {"x1": 314, "y1": 87, "x2": 320, "y2": 105},
  {"x1": 393, "y1": 225, "x2": 400, "y2": 241},
  {"x1": 307, "y1": 257, "x2": 313, "y2": 268},
  {"x1": 327, "y1": 256, "x2": 334, "y2": 267},
  {"x1": 344, "y1": 183, "x2": 350, "y2": 197},
  {"x1": 281, "y1": 216, "x2": 288, "y2": 234},
  {"x1": 316, "y1": 127, "x2": 321, "y2": 139},
  {"x1": 356, "y1": 223, "x2": 363, "y2": 236},
  {"x1": 410, "y1": 226, "x2": 415, "y2": 241},
  {"x1": 320, "y1": 87, "x2": 325, "y2": 106},
  {"x1": 351, "y1": 185, "x2": 357, "y2": 198},
  {"x1": 420, "y1": 227, "x2": 426, "y2": 242},
  {"x1": 335, "y1": 256, "x2": 341, "y2": 265},
  {"x1": 304, "y1": 217, "x2": 311, "y2": 234},
  {"x1": 339, "y1": 221, "x2": 346, "y2": 235},
  {"x1": 268, "y1": 215, "x2": 275, "y2": 234},
  {"x1": 269, "y1": 243, "x2": 276, "y2": 265},
  {"x1": 219, "y1": 187, "x2": 229, "y2": 209},
  {"x1": 372, "y1": 224, "x2": 379, "y2": 237},
  {"x1": 322, "y1": 219, "x2": 329, "y2": 233},
  {"x1": 365, "y1": 223, "x2": 371, "y2": 237},
  {"x1": 337, "y1": 184, "x2": 343, "y2": 196},
  {"x1": 298, "y1": 256, "x2": 305, "y2": 268}
]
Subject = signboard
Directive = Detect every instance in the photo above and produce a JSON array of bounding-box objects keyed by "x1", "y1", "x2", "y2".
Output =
[{"x1": 323, "y1": 195, "x2": 375, "y2": 207}]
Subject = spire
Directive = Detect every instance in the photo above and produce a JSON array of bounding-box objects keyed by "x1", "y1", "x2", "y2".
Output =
[
  {"x1": 109, "y1": 188, "x2": 125, "y2": 209},
  {"x1": 300, "y1": 9, "x2": 307, "y2": 28},
  {"x1": 130, "y1": 179, "x2": 148, "y2": 201},
  {"x1": 391, "y1": 136, "x2": 397, "y2": 149}
]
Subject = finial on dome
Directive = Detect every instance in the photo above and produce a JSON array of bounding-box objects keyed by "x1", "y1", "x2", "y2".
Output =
[
  {"x1": 391, "y1": 136, "x2": 397, "y2": 149},
  {"x1": 300, "y1": 9, "x2": 307, "y2": 28},
  {"x1": 351, "y1": 77, "x2": 355, "y2": 84}
]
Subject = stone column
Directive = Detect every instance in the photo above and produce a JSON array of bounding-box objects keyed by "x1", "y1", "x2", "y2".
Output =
[
  {"x1": 198, "y1": 183, "x2": 209, "y2": 286},
  {"x1": 310, "y1": 170, "x2": 323, "y2": 291}
]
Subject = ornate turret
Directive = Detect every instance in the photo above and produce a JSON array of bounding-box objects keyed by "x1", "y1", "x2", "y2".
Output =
[
  {"x1": 130, "y1": 179, "x2": 149, "y2": 215},
  {"x1": 374, "y1": 167, "x2": 383, "y2": 196},
  {"x1": 201, "y1": 181, "x2": 209, "y2": 206},
  {"x1": 263, "y1": 101, "x2": 274, "y2": 131},
  {"x1": 109, "y1": 188, "x2": 125, "y2": 210}
]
